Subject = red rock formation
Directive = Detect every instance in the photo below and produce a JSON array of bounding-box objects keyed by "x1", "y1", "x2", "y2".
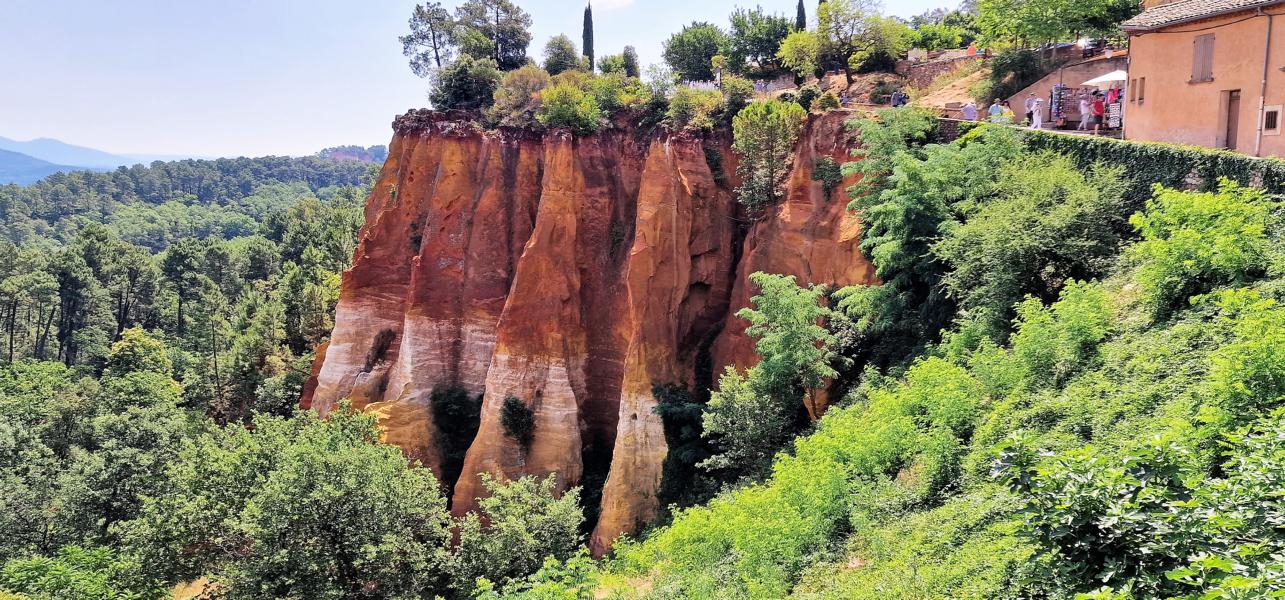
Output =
[{"x1": 302, "y1": 108, "x2": 877, "y2": 555}]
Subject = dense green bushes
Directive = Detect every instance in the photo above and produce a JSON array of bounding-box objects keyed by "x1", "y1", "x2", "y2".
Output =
[
  {"x1": 1024, "y1": 128, "x2": 1285, "y2": 207},
  {"x1": 568, "y1": 101, "x2": 1285, "y2": 600}
]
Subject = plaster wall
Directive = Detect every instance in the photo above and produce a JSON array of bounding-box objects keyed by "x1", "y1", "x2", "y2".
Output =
[{"x1": 1127, "y1": 8, "x2": 1285, "y2": 155}]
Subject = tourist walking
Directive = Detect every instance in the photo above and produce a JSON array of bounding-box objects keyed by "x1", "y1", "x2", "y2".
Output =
[
  {"x1": 988, "y1": 100, "x2": 1004, "y2": 122},
  {"x1": 1024, "y1": 93, "x2": 1037, "y2": 125},
  {"x1": 962, "y1": 101, "x2": 978, "y2": 121},
  {"x1": 1077, "y1": 94, "x2": 1092, "y2": 131},
  {"x1": 1030, "y1": 97, "x2": 1044, "y2": 129}
]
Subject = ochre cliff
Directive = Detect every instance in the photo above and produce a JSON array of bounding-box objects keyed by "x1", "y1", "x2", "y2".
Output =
[{"x1": 303, "y1": 108, "x2": 876, "y2": 555}]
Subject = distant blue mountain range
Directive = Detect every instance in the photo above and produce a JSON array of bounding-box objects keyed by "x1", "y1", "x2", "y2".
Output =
[
  {"x1": 0, "y1": 148, "x2": 85, "y2": 185},
  {"x1": 0, "y1": 136, "x2": 385, "y2": 185},
  {"x1": 0, "y1": 136, "x2": 216, "y2": 185}
]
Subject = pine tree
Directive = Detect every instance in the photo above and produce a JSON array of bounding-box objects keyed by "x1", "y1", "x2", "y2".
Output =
[
  {"x1": 796, "y1": 0, "x2": 807, "y2": 30},
  {"x1": 582, "y1": 2, "x2": 595, "y2": 73}
]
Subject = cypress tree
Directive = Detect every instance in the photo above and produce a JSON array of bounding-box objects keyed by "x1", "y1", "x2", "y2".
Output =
[
  {"x1": 796, "y1": 0, "x2": 806, "y2": 30},
  {"x1": 582, "y1": 2, "x2": 595, "y2": 73}
]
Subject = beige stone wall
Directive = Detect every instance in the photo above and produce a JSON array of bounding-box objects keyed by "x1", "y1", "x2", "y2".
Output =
[{"x1": 1127, "y1": 9, "x2": 1285, "y2": 156}]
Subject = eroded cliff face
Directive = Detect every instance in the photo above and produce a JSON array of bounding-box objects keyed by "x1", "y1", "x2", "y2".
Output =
[{"x1": 303, "y1": 108, "x2": 876, "y2": 555}]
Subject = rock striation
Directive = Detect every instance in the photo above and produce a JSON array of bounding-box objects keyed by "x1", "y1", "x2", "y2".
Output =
[{"x1": 303, "y1": 108, "x2": 876, "y2": 555}]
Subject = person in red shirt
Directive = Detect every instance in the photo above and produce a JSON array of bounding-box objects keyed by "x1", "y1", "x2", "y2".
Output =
[{"x1": 1091, "y1": 93, "x2": 1106, "y2": 136}]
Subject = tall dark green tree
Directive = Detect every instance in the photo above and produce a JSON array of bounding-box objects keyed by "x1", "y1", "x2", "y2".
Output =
[
  {"x1": 622, "y1": 45, "x2": 641, "y2": 77},
  {"x1": 454, "y1": 0, "x2": 533, "y2": 70},
  {"x1": 796, "y1": 0, "x2": 808, "y2": 30},
  {"x1": 401, "y1": 2, "x2": 457, "y2": 77},
  {"x1": 582, "y1": 2, "x2": 594, "y2": 73}
]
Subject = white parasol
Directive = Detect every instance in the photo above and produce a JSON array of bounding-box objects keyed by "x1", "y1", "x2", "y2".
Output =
[{"x1": 1081, "y1": 70, "x2": 1129, "y2": 87}]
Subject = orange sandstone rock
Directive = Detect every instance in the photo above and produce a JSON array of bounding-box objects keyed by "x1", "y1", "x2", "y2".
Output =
[{"x1": 302, "y1": 108, "x2": 876, "y2": 554}]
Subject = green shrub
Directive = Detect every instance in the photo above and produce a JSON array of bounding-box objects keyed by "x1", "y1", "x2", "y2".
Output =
[
  {"x1": 666, "y1": 87, "x2": 723, "y2": 130},
  {"x1": 1009, "y1": 281, "x2": 1114, "y2": 389},
  {"x1": 430, "y1": 56, "x2": 502, "y2": 110},
  {"x1": 933, "y1": 152, "x2": 1126, "y2": 333},
  {"x1": 1129, "y1": 180, "x2": 1274, "y2": 317},
  {"x1": 0, "y1": 546, "x2": 166, "y2": 600},
  {"x1": 588, "y1": 72, "x2": 644, "y2": 114},
  {"x1": 721, "y1": 75, "x2": 755, "y2": 115},
  {"x1": 797, "y1": 85, "x2": 821, "y2": 110},
  {"x1": 814, "y1": 91, "x2": 840, "y2": 111},
  {"x1": 1203, "y1": 289, "x2": 1285, "y2": 429},
  {"x1": 536, "y1": 82, "x2": 603, "y2": 135},
  {"x1": 488, "y1": 65, "x2": 552, "y2": 128},
  {"x1": 731, "y1": 100, "x2": 807, "y2": 212},
  {"x1": 450, "y1": 475, "x2": 583, "y2": 596},
  {"x1": 501, "y1": 396, "x2": 537, "y2": 451}
]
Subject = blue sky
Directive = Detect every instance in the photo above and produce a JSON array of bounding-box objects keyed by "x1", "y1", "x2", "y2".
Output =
[{"x1": 0, "y1": 0, "x2": 951, "y2": 157}]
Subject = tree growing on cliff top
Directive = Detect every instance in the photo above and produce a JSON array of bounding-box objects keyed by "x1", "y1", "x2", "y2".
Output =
[
  {"x1": 663, "y1": 22, "x2": 730, "y2": 81},
  {"x1": 622, "y1": 45, "x2": 641, "y2": 77},
  {"x1": 542, "y1": 35, "x2": 582, "y2": 76},
  {"x1": 454, "y1": 0, "x2": 533, "y2": 70},
  {"x1": 430, "y1": 55, "x2": 502, "y2": 110},
  {"x1": 582, "y1": 3, "x2": 595, "y2": 73},
  {"x1": 401, "y1": 2, "x2": 456, "y2": 77},
  {"x1": 797, "y1": 0, "x2": 808, "y2": 30},
  {"x1": 817, "y1": 0, "x2": 881, "y2": 83},
  {"x1": 728, "y1": 7, "x2": 793, "y2": 75},
  {"x1": 732, "y1": 100, "x2": 807, "y2": 213},
  {"x1": 778, "y1": 29, "x2": 821, "y2": 79}
]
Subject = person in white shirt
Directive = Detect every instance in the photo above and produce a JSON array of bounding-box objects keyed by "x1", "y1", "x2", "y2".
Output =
[
  {"x1": 1031, "y1": 97, "x2": 1045, "y2": 129},
  {"x1": 1024, "y1": 93, "x2": 1037, "y2": 124},
  {"x1": 1077, "y1": 95, "x2": 1092, "y2": 131},
  {"x1": 962, "y1": 101, "x2": 978, "y2": 121}
]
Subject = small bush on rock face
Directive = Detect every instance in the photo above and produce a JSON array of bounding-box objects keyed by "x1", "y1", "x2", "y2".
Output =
[
  {"x1": 501, "y1": 396, "x2": 537, "y2": 451},
  {"x1": 430, "y1": 56, "x2": 502, "y2": 111},
  {"x1": 363, "y1": 328, "x2": 396, "y2": 372}
]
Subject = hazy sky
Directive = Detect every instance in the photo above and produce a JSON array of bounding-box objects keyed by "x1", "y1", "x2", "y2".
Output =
[{"x1": 0, "y1": 0, "x2": 949, "y2": 158}]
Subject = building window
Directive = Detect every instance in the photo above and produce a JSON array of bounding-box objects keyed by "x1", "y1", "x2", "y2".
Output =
[
  {"x1": 1192, "y1": 34, "x2": 1215, "y2": 82},
  {"x1": 1138, "y1": 77, "x2": 1146, "y2": 104},
  {"x1": 1265, "y1": 105, "x2": 1282, "y2": 136},
  {"x1": 1129, "y1": 79, "x2": 1137, "y2": 102}
]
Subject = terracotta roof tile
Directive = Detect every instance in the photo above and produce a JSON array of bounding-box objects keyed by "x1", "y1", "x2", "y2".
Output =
[{"x1": 1122, "y1": 0, "x2": 1284, "y2": 30}]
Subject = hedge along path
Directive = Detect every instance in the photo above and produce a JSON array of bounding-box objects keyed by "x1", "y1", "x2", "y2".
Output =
[{"x1": 947, "y1": 120, "x2": 1285, "y2": 209}]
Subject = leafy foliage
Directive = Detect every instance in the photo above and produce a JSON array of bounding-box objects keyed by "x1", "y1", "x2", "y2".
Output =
[
  {"x1": 1129, "y1": 181, "x2": 1274, "y2": 318},
  {"x1": 663, "y1": 22, "x2": 730, "y2": 82},
  {"x1": 542, "y1": 34, "x2": 582, "y2": 76},
  {"x1": 727, "y1": 7, "x2": 792, "y2": 76},
  {"x1": 431, "y1": 55, "x2": 503, "y2": 110},
  {"x1": 452, "y1": 475, "x2": 583, "y2": 596},
  {"x1": 731, "y1": 100, "x2": 807, "y2": 213}
]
